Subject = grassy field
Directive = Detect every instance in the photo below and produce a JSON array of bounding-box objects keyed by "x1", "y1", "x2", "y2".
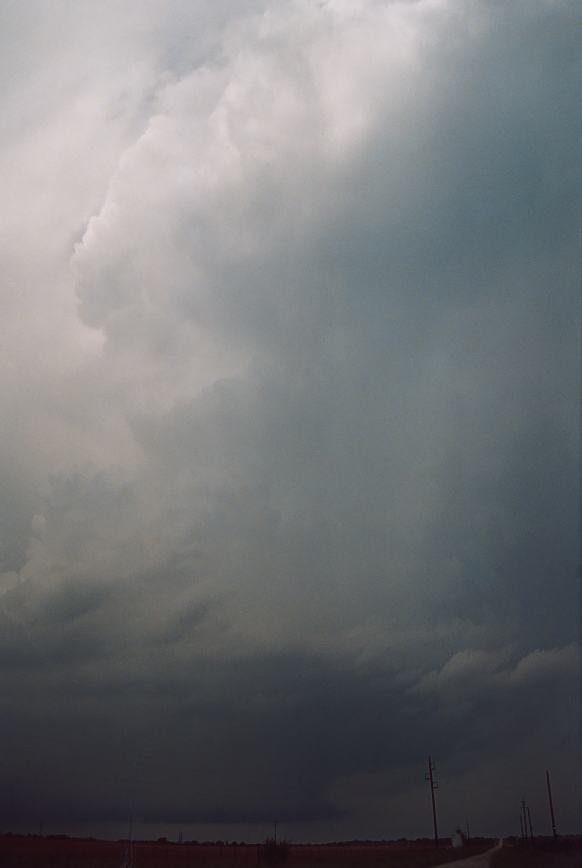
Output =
[
  {"x1": 491, "y1": 838, "x2": 582, "y2": 868},
  {"x1": 0, "y1": 835, "x2": 495, "y2": 868}
]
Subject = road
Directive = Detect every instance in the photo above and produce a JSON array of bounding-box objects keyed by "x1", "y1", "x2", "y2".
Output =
[{"x1": 437, "y1": 839, "x2": 503, "y2": 868}]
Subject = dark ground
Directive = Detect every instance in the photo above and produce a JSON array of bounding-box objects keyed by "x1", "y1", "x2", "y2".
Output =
[
  {"x1": 491, "y1": 838, "x2": 582, "y2": 868},
  {"x1": 0, "y1": 835, "x2": 495, "y2": 868}
]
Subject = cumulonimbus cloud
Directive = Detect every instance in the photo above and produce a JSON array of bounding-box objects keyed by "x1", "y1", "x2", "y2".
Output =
[{"x1": 0, "y1": 0, "x2": 579, "y2": 838}]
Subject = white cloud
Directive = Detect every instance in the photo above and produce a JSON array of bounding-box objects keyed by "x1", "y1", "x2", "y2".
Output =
[{"x1": 0, "y1": 0, "x2": 576, "y2": 642}]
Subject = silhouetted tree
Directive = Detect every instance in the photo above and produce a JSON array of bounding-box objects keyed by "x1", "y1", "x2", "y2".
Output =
[{"x1": 259, "y1": 837, "x2": 290, "y2": 865}]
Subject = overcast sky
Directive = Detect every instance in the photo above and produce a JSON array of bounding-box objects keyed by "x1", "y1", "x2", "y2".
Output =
[{"x1": 0, "y1": 0, "x2": 580, "y2": 843}]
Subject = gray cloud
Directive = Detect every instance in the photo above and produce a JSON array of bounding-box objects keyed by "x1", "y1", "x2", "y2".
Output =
[{"x1": 0, "y1": 0, "x2": 579, "y2": 841}]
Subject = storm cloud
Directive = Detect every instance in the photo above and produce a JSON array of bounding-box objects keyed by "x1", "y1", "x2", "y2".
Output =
[{"x1": 0, "y1": 0, "x2": 579, "y2": 842}]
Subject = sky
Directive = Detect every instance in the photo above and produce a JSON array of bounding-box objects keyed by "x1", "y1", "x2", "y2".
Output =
[{"x1": 0, "y1": 0, "x2": 580, "y2": 844}]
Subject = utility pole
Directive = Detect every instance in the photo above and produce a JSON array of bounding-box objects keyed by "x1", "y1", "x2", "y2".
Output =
[
  {"x1": 273, "y1": 821, "x2": 278, "y2": 844},
  {"x1": 519, "y1": 811, "x2": 525, "y2": 843},
  {"x1": 129, "y1": 813, "x2": 133, "y2": 867},
  {"x1": 546, "y1": 769, "x2": 558, "y2": 840},
  {"x1": 526, "y1": 806, "x2": 534, "y2": 844},
  {"x1": 520, "y1": 800, "x2": 531, "y2": 846},
  {"x1": 121, "y1": 813, "x2": 133, "y2": 868},
  {"x1": 465, "y1": 820, "x2": 470, "y2": 843},
  {"x1": 425, "y1": 756, "x2": 439, "y2": 847}
]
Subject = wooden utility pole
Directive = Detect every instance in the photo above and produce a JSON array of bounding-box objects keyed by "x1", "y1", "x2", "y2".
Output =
[
  {"x1": 546, "y1": 769, "x2": 558, "y2": 840},
  {"x1": 520, "y1": 800, "x2": 528, "y2": 845},
  {"x1": 425, "y1": 756, "x2": 439, "y2": 847},
  {"x1": 526, "y1": 806, "x2": 534, "y2": 843},
  {"x1": 121, "y1": 813, "x2": 134, "y2": 868}
]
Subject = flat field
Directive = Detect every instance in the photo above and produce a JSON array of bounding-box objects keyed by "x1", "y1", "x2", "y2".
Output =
[
  {"x1": 0, "y1": 836, "x2": 494, "y2": 868},
  {"x1": 491, "y1": 839, "x2": 582, "y2": 868}
]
